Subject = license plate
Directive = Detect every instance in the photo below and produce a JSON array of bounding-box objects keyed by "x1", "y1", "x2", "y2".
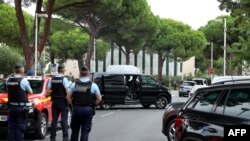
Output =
[{"x1": 0, "y1": 115, "x2": 8, "y2": 121}]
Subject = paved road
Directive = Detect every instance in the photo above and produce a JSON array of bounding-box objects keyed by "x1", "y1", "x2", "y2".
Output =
[{"x1": 0, "y1": 90, "x2": 188, "y2": 141}]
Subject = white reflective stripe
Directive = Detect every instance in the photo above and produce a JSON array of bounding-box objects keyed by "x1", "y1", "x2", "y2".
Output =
[
  {"x1": 7, "y1": 82, "x2": 19, "y2": 85},
  {"x1": 51, "y1": 80, "x2": 63, "y2": 83}
]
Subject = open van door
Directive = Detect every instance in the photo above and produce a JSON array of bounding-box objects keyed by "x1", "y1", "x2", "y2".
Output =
[{"x1": 102, "y1": 74, "x2": 127, "y2": 104}]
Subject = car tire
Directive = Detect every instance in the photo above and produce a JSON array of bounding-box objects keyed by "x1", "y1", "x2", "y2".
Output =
[
  {"x1": 166, "y1": 118, "x2": 176, "y2": 141},
  {"x1": 100, "y1": 103, "x2": 112, "y2": 110},
  {"x1": 155, "y1": 96, "x2": 168, "y2": 109},
  {"x1": 142, "y1": 104, "x2": 151, "y2": 108},
  {"x1": 34, "y1": 112, "x2": 48, "y2": 139}
]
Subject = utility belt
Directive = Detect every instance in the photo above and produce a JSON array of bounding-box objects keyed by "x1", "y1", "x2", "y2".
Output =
[
  {"x1": 72, "y1": 103, "x2": 94, "y2": 107},
  {"x1": 8, "y1": 102, "x2": 32, "y2": 106}
]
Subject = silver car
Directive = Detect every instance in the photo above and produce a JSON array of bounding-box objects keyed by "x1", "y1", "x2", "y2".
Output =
[{"x1": 179, "y1": 81, "x2": 196, "y2": 97}]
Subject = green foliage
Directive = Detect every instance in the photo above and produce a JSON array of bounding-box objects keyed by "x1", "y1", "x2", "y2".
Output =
[
  {"x1": 0, "y1": 3, "x2": 33, "y2": 48},
  {"x1": 95, "y1": 39, "x2": 111, "y2": 61},
  {"x1": 0, "y1": 43, "x2": 24, "y2": 76},
  {"x1": 50, "y1": 28, "x2": 89, "y2": 61}
]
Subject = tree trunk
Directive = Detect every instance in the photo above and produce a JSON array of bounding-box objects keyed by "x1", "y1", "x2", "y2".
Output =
[
  {"x1": 38, "y1": 0, "x2": 55, "y2": 54},
  {"x1": 15, "y1": 0, "x2": 33, "y2": 71},
  {"x1": 158, "y1": 52, "x2": 164, "y2": 81},
  {"x1": 77, "y1": 57, "x2": 84, "y2": 72},
  {"x1": 85, "y1": 34, "x2": 95, "y2": 68},
  {"x1": 125, "y1": 50, "x2": 130, "y2": 65}
]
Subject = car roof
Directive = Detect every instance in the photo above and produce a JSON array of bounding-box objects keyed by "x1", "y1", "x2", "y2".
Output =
[
  {"x1": 190, "y1": 85, "x2": 207, "y2": 93},
  {"x1": 211, "y1": 75, "x2": 250, "y2": 84}
]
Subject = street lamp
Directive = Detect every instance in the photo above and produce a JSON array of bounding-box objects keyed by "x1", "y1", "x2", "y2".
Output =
[
  {"x1": 213, "y1": 18, "x2": 227, "y2": 76},
  {"x1": 223, "y1": 18, "x2": 227, "y2": 76},
  {"x1": 206, "y1": 42, "x2": 213, "y2": 69},
  {"x1": 35, "y1": 13, "x2": 48, "y2": 76}
]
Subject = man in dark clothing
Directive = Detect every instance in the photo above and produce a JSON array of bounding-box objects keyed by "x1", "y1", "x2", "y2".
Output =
[
  {"x1": 67, "y1": 66, "x2": 102, "y2": 141},
  {"x1": 7, "y1": 64, "x2": 33, "y2": 141},
  {"x1": 47, "y1": 64, "x2": 70, "y2": 141}
]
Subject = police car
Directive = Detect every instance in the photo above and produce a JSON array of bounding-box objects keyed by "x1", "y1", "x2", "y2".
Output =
[{"x1": 0, "y1": 75, "x2": 71, "y2": 139}]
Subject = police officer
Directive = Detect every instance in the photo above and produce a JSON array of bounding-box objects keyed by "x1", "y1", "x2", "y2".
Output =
[
  {"x1": 47, "y1": 63, "x2": 70, "y2": 141},
  {"x1": 67, "y1": 66, "x2": 102, "y2": 141},
  {"x1": 7, "y1": 64, "x2": 33, "y2": 141}
]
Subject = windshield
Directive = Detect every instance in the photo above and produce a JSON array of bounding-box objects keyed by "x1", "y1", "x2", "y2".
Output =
[
  {"x1": 28, "y1": 80, "x2": 44, "y2": 94},
  {"x1": 0, "y1": 80, "x2": 43, "y2": 94},
  {"x1": 0, "y1": 80, "x2": 7, "y2": 93}
]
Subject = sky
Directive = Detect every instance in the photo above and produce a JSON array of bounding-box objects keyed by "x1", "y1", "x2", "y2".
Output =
[{"x1": 147, "y1": 0, "x2": 228, "y2": 29}]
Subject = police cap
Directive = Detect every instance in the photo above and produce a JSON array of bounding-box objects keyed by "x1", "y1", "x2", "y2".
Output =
[
  {"x1": 58, "y1": 63, "x2": 65, "y2": 70},
  {"x1": 81, "y1": 66, "x2": 89, "y2": 72},
  {"x1": 15, "y1": 63, "x2": 24, "y2": 70}
]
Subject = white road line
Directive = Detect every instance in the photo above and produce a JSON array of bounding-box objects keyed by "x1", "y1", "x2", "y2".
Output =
[
  {"x1": 117, "y1": 109, "x2": 121, "y2": 112},
  {"x1": 100, "y1": 112, "x2": 114, "y2": 118}
]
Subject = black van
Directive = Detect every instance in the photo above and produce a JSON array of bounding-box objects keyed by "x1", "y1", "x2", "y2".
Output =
[{"x1": 91, "y1": 73, "x2": 172, "y2": 109}]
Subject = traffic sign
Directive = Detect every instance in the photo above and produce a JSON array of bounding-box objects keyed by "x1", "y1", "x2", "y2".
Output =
[{"x1": 209, "y1": 68, "x2": 215, "y2": 75}]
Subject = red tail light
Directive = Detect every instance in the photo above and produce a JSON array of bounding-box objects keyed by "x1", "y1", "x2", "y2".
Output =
[
  {"x1": 175, "y1": 115, "x2": 184, "y2": 140},
  {"x1": 189, "y1": 93, "x2": 193, "y2": 97}
]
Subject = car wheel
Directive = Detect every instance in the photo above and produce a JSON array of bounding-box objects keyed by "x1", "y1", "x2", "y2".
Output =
[
  {"x1": 166, "y1": 119, "x2": 176, "y2": 141},
  {"x1": 34, "y1": 113, "x2": 48, "y2": 139},
  {"x1": 142, "y1": 104, "x2": 151, "y2": 108},
  {"x1": 155, "y1": 96, "x2": 168, "y2": 109},
  {"x1": 100, "y1": 103, "x2": 112, "y2": 110},
  {"x1": 67, "y1": 109, "x2": 72, "y2": 128}
]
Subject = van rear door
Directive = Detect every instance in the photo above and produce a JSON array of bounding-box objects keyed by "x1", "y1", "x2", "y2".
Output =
[{"x1": 102, "y1": 74, "x2": 127, "y2": 104}]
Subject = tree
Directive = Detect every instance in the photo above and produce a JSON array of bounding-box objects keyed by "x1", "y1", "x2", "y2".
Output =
[
  {"x1": 50, "y1": 28, "x2": 89, "y2": 70},
  {"x1": 14, "y1": 0, "x2": 55, "y2": 73},
  {"x1": 53, "y1": 0, "x2": 123, "y2": 68},
  {"x1": 95, "y1": 39, "x2": 111, "y2": 61},
  {"x1": 0, "y1": 3, "x2": 33, "y2": 48},
  {"x1": 199, "y1": 16, "x2": 239, "y2": 75},
  {"x1": 218, "y1": 0, "x2": 250, "y2": 74},
  {"x1": 150, "y1": 18, "x2": 206, "y2": 80},
  {"x1": 0, "y1": 43, "x2": 24, "y2": 76},
  {"x1": 104, "y1": 0, "x2": 158, "y2": 65}
]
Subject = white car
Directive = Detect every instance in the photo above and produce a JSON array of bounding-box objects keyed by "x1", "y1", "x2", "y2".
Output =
[{"x1": 188, "y1": 85, "x2": 207, "y2": 97}]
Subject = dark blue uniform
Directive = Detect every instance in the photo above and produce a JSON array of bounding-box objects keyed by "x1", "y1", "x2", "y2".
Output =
[
  {"x1": 7, "y1": 75, "x2": 32, "y2": 141},
  {"x1": 69, "y1": 77, "x2": 100, "y2": 141},
  {"x1": 47, "y1": 74, "x2": 69, "y2": 141}
]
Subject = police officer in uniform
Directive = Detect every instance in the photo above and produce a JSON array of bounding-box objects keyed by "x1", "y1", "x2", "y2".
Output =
[
  {"x1": 67, "y1": 66, "x2": 102, "y2": 141},
  {"x1": 47, "y1": 64, "x2": 70, "y2": 141},
  {"x1": 7, "y1": 64, "x2": 33, "y2": 141}
]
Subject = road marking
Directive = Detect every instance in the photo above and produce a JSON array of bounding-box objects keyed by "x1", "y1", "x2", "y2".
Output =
[
  {"x1": 117, "y1": 109, "x2": 121, "y2": 112},
  {"x1": 100, "y1": 112, "x2": 114, "y2": 118}
]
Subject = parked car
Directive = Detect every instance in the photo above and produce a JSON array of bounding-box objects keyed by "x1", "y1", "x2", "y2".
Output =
[
  {"x1": 188, "y1": 85, "x2": 207, "y2": 97},
  {"x1": 179, "y1": 81, "x2": 196, "y2": 97},
  {"x1": 162, "y1": 102, "x2": 185, "y2": 141},
  {"x1": 91, "y1": 72, "x2": 172, "y2": 109},
  {"x1": 0, "y1": 76, "x2": 71, "y2": 139},
  {"x1": 175, "y1": 80, "x2": 250, "y2": 141},
  {"x1": 192, "y1": 78, "x2": 208, "y2": 86}
]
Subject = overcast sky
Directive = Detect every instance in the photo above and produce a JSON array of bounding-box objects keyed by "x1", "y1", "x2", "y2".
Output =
[{"x1": 147, "y1": 0, "x2": 228, "y2": 29}]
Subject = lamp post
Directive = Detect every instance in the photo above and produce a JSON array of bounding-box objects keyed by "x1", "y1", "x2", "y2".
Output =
[
  {"x1": 213, "y1": 18, "x2": 227, "y2": 76},
  {"x1": 35, "y1": 13, "x2": 48, "y2": 76},
  {"x1": 223, "y1": 18, "x2": 227, "y2": 76},
  {"x1": 206, "y1": 42, "x2": 213, "y2": 69}
]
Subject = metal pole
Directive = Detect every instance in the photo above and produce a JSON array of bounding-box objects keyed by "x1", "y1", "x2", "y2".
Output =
[
  {"x1": 93, "y1": 38, "x2": 96, "y2": 72},
  {"x1": 223, "y1": 18, "x2": 227, "y2": 76},
  {"x1": 34, "y1": 13, "x2": 38, "y2": 76},
  {"x1": 211, "y1": 42, "x2": 213, "y2": 69}
]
